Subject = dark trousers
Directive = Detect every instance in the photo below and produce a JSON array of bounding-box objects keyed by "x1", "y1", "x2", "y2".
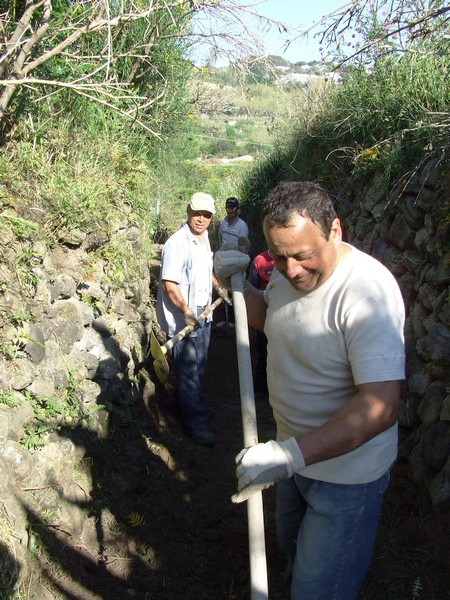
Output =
[
  {"x1": 254, "y1": 330, "x2": 268, "y2": 394},
  {"x1": 171, "y1": 320, "x2": 212, "y2": 432}
]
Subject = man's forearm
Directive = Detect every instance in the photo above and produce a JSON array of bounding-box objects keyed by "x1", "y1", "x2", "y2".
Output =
[
  {"x1": 162, "y1": 280, "x2": 189, "y2": 314},
  {"x1": 295, "y1": 381, "x2": 401, "y2": 466}
]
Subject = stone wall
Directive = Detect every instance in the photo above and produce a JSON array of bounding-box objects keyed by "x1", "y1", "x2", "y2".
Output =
[
  {"x1": 0, "y1": 212, "x2": 157, "y2": 591},
  {"x1": 337, "y1": 159, "x2": 450, "y2": 511}
]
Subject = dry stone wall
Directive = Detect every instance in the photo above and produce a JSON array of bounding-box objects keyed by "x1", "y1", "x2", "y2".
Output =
[
  {"x1": 337, "y1": 159, "x2": 450, "y2": 511},
  {"x1": 0, "y1": 211, "x2": 157, "y2": 591}
]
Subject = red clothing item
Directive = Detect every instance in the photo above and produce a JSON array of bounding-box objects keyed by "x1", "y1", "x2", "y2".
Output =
[{"x1": 252, "y1": 250, "x2": 274, "y2": 290}]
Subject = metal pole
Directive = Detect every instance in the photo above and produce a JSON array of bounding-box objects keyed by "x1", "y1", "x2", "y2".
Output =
[{"x1": 231, "y1": 272, "x2": 268, "y2": 600}]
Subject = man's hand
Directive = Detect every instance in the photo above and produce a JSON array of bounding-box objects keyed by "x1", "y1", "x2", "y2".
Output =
[
  {"x1": 217, "y1": 286, "x2": 232, "y2": 306},
  {"x1": 231, "y1": 438, "x2": 305, "y2": 503},
  {"x1": 183, "y1": 309, "x2": 201, "y2": 331},
  {"x1": 214, "y1": 239, "x2": 250, "y2": 290}
]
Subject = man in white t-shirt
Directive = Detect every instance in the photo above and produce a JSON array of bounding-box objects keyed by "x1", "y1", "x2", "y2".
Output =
[
  {"x1": 217, "y1": 197, "x2": 249, "y2": 248},
  {"x1": 156, "y1": 192, "x2": 230, "y2": 447},
  {"x1": 214, "y1": 181, "x2": 405, "y2": 599}
]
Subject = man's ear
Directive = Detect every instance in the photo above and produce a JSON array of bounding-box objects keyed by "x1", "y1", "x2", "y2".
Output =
[{"x1": 330, "y1": 218, "x2": 342, "y2": 242}]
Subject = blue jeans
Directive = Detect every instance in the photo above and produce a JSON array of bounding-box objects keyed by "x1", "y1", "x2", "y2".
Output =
[
  {"x1": 171, "y1": 318, "x2": 211, "y2": 433},
  {"x1": 276, "y1": 471, "x2": 390, "y2": 600}
]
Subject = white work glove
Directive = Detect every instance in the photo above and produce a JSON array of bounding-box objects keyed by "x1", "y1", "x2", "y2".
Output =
[
  {"x1": 231, "y1": 438, "x2": 305, "y2": 503},
  {"x1": 217, "y1": 286, "x2": 232, "y2": 306},
  {"x1": 214, "y1": 238, "x2": 250, "y2": 290},
  {"x1": 183, "y1": 309, "x2": 201, "y2": 330}
]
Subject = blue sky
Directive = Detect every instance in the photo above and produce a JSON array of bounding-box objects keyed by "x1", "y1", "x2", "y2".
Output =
[
  {"x1": 192, "y1": 0, "x2": 348, "y2": 66},
  {"x1": 249, "y1": 0, "x2": 347, "y2": 63}
]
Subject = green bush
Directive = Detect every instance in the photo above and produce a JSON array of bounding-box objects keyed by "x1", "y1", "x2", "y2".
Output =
[{"x1": 240, "y1": 48, "x2": 450, "y2": 245}]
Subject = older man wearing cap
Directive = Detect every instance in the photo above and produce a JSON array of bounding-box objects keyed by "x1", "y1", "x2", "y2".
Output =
[
  {"x1": 217, "y1": 196, "x2": 249, "y2": 248},
  {"x1": 156, "y1": 192, "x2": 230, "y2": 446}
]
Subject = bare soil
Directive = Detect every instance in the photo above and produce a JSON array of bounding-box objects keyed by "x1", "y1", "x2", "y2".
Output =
[{"x1": 31, "y1": 311, "x2": 449, "y2": 600}]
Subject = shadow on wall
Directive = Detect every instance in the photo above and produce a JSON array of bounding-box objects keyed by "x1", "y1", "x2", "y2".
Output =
[
  {"x1": 12, "y1": 326, "x2": 219, "y2": 599},
  {"x1": 0, "y1": 541, "x2": 19, "y2": 599}
]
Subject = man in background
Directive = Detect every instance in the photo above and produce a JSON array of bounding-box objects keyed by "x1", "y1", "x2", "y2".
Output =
[
  {"x1": 216, "y1": 197, "x2": 249, "y2": 327},
  {"x1": 248, "y1": 249, "x2": 274, "y2": 397},
  {"x1": 217, "y1": 196, "x2": 249, "y2": 248},
  {"x1": 214, "y1": 181, "x2": 405, "y2": 598},
  {"x1": 156, "y1": 192, "x2": 229, "y2": 447}
]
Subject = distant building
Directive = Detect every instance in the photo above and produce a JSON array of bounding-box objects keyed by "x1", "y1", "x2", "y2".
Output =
[{"x1": 276, "y1": 72, "x2": 341, "y2": 86}]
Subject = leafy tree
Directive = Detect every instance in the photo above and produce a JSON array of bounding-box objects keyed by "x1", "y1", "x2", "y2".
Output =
[{"x1": 0, "y1": 0, "x2": 286, "y2": 136}]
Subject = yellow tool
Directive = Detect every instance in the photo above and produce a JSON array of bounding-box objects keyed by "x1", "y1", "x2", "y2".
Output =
[{"x1": 150, "y1": 297, "x2": 223, "y2": 383}]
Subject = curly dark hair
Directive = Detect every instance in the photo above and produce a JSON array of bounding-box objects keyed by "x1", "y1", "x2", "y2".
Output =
[{"x1": 261, "y1": 182, "x2": 337, "y2": 239}]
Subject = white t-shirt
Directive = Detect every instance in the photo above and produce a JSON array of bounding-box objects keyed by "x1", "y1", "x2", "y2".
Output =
[
  {"x1": 156, "y1": 223, "x2": 213, "y2": 337},
  {"x1": 218, "y1": 216, "x2": 249, "y2": 247},
  {"x1": 265, "y1": 243, "x2": 405, "y2": 484}
]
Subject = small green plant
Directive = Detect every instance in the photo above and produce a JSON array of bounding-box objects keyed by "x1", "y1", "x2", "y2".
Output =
[
  {"x1": 0, "y1": 391, "x2": 20, "y2": 408},
  {"x1": 19, "y1": 374, "x2": 104, "y2": 448},
  {"x1": 0, "y1": 214, "x2": 38, "y2": 240},
  {"x1": 0, "y1": 339, "x2": 16, "y2": 360},
  {"x1": 10, "y1": 311, "x2": 32, "y2": 327},
  {"x1": 81, "y1": 293, "x2": 106, "y2": 317},
  {"x1": 411, "y1": 576, "x2": 423, "y2": 599},
  {"x1": 21, "y1": 422, "x2": 60, "y2": 450}
]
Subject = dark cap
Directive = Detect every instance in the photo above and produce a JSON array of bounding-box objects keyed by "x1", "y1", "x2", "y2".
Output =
[{"x1": 225, "y1": 196, "x2": 239, "y2": 207}]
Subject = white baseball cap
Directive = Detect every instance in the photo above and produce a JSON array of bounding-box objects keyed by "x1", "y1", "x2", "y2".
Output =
[{"x1": 188, "y1": 192, "x2": 215, "y2": 214}]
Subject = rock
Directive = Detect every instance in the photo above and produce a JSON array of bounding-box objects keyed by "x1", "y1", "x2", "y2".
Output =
[
  {"x1": 78, "y1": 380, "x2": 101, "y2": 405},
  {"x1": 389, "y1": 213, "x2": 415, "y2": 250},
  {"x1": 418, "y1": 381, "x2": 446, "y2": 428},
  {"x1": 402, "y1": 249, "x2": 424, "y2": 273},
  {"x1": 25, "y1": 324, "x2": 46, "y2": 364},
  {"x1": 437, "y1": 299, "x2": 450, "y2": 327},
  {"x1": 401, "y1": 195, "x2": 425, "y2": 229},
  {"x1": 69, "y1": 348, "x2": 99, "y2": 380},
  {"x1": 0, "y1": 405, "x2": 13, "y2": 442},
  {"x1": 407, "y1": 367, "x2": 432, "y2": 396},
  {"x1": 441, "y1": 393, "x2": 450, "y2": 421},
  {"x1": 79, "y1": 301, "x2": 95, "y2": 326},
  {"x1": 419, "y1": 158, "x2": 442, "y2": 188},
  {"x1": 111, "y1": 290, "x2": 126, "y2": 315},
  {"x1": 49, "y1": 299, "x2": 85, "y2": 354},
  {"x1": 1, "y1": 441, "x2": 33, "y2": 483},
  {"x1": 416, "y1": 323, "x2": 450, "y2": 365},
  {"x1": 60, "y1": 228, "x2": 86, "y2": 246},
  {"x1": 400, "y1": 393, "x2": 421, "y2": 427},
  {"x1": 92, "y1": 316, "x2": 113, "y2": 338},
  {"x1": 28, "y1": 438, "x2": 80, "y2": 487},
  {"x1": 59, "y1": 481, "x2": 90, "y2": 535},
  {"x1": 10, "y1": 358, "x2": 36, "y2": 390},
  {"x1": 361, "y1": 172, "x2": 387, "y2": 213},
  {"x1": 429, "y1": 458, "x2": 450, "y2": 512},
  {"x1": 37, "y1": 340, "x2": 69, "y2": 390},
  {"x1": 28, "y1": 377, "x2": 55, "y2": 399},
  {"x1": 414, "y1": 186, "x2": 435, "y2": 212},
  {"x1": 422, "y1": 421, "x2": 450, "y2": 471},
  {"x1": 9, "y1": 394, "x2": 35, "y2": 440},
  {"x1": 409, "y1": 442, "x2": 434, "y2": 486},
  {"x1": 81, "y1": 230, "x2": 109, "y2": 252},
  {"x1": 55, "y1": 273, "x2": 77, "y2": 299},
  {"x1": 77, "y1": 281, "x2": 106, "y2": 302},
  {"x1": 416, "y1": 282, "x2": 438, "y2": 311}
]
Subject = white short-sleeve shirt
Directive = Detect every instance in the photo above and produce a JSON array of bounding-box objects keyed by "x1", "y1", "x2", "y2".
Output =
[
  {"x1": 156, "y1": 223, "x2": 213, "y2": 337},
  {"x1": 265, "y1": 243, "x2": 405, "y2": 484}
]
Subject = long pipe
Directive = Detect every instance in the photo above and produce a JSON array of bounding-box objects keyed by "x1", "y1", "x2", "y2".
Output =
[{"x1": 231, "y1": 272, "x2": 269, "y2": 600}]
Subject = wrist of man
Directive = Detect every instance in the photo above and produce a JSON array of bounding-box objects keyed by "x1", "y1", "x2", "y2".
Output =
[{"x1": 278, "y1": 437, "x2": 306, "y2": 476}]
